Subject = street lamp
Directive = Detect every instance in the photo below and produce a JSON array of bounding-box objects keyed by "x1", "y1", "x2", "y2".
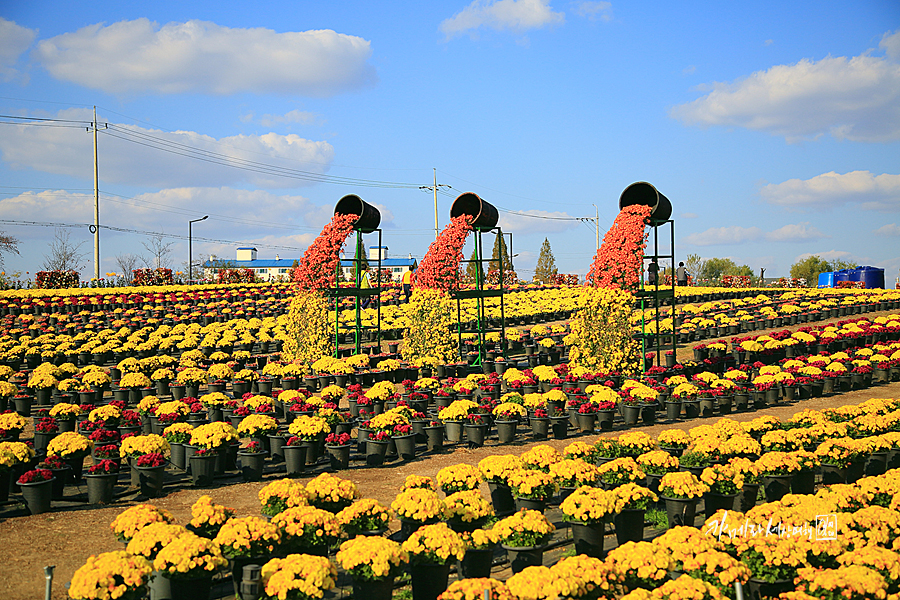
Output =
[{"x1": 188, "y1": 215, "x2": 209, "y2": 283}]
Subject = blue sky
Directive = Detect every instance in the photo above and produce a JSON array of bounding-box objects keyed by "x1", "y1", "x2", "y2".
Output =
[{"x1": 0, "y1": 1, "x2": 898, "y2": 282}]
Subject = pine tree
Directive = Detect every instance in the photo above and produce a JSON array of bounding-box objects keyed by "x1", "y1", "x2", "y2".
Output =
[
  {"x1": 351, "y1": 238, "x2": 369, "y2": 281},
  {"x1": 465, "y1": 246, "x2": 482, "y2": 283},
  {"x1": 534, "y1": 238, "x2": 558, "y2": 283},
  {"x1": 490, "y1": 234, "x2": 513, "y2": 272}
]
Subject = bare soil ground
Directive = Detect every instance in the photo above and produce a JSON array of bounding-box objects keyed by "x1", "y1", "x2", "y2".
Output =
[{"x1": 1, "y1": 310, "x2": 898, "y2": 600}]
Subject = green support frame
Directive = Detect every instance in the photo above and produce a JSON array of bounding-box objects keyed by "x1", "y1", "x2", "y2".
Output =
[
  {"x1": 637, "y1": 219, "x2": 676, "y2": 368},
  {"x1": 453, "y1": 227, "x2": 509, "y2": 365},
  {"x1": 330, "y1": 229, "x2": 383, "y2": 356}
]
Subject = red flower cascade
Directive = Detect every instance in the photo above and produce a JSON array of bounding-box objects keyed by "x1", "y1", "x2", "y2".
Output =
[
  {"x1": 585, "y1": 205, "x2": 652, "y2": 290},
  {"x1": 291, "y1": 213, "x2": 357, "y2": 290},
  {"x1": 414, "y1": 215, "x2": 473, "y2": 292}
]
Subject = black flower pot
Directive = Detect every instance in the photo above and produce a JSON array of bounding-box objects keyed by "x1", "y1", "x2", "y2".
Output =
[
  {"x1": 457, "y1": 548, "x2": 494, "y2": 579},
  {"x1": 495, "y1": 420, "x2": 518, "y2": 444},
  {"x1": 366, "y1": 440, "x2": 389, "y2": 466},
  {"x1": 539, "y1": 417, "x2": 564, "y2": 442},
  {"x1": 238, "y1": 451, "x2": 266, "y2": 482},
  {"x1": 283, "y1": 445, "x2": 306, "y2": 477},
  {"x1": 85, "y1": 472, "x2": 117, "y2": 504},
  {"x1": 20, "y1": 478, "x2": 54, "y2": 515},
  {"x1": 614, "y1": 508, "x2": 645, "y2": 545},
  {"x1": 190, "y1": 454, "x2": 217, "y2": 486},
  {"x1": 571, "y1": 521, "x2": 605, "y2": 558},
  {"x1": 530, "y1": 417, "x2": 549, "y2": 440},
  {"x1": 501, "y1": 544, "x2": 546, "y2": 574},
  {"x1": 410, "y1": 562, "x2": 451, "y2": 600}
]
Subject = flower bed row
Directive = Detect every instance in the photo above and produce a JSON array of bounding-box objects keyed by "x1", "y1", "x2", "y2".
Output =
[{"x1": 57, "y1": 389, "x2": 900, "y2": 600}]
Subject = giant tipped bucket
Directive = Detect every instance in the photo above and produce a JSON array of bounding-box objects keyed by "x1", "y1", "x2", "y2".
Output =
[
  {"x1": 619, "y1": 182, "x2": 672, "y2": 222},
  {"x1": 335, "y1": 194, "x2": 381, "y2": 232},
  {"x1": 450, "y1": 192, "x2": 499, "y2": 231}
]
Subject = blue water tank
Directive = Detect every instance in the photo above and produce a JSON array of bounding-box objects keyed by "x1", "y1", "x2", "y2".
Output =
[
  {"x1": 833, "y1": 269, "x2": 854, "y2": 284},
  {"x1": 856, "y1": 266, "x2": 885, "y2": 289},
  {"x1": 817, "y1": 272, "x2": 835, "y2": 288}
]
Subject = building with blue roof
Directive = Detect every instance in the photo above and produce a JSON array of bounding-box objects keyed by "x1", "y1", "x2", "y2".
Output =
[{"x1": 202, "y1": 247, "x2": 416, "y2": 282}]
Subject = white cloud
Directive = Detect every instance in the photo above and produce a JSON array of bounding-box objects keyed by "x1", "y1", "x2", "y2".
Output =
[
  {"x1": 881, "y1": 30, "x2": 900, "y2": 61},
  {"x1": 574, "y1": 1, "x2": 612, "y2": 22},
  {"x1": 0, "y1": 108, "x2": 334, "y2": 189},
  {"x1": 670, "y1": 34, "x2": 900, "y2": 142},
  {"x1": 680, "y1": 212, "x2": 698, "y2": 219},
  {"x1": 0, "y1": 18, "x2": 36, "y2": 81},
  {"x1": 794, "y1": 249, "x2": 854, "y2": 263},
  {"x1": 874, "y1": 223, "x2": 900, "y2": 237},
  {"x1": 686, "y1": 222, "x2": 833, "y2": 246},
  {"x1": 258, "y1": 109, "x2": 325, "y2": 128},
  {"x1": 765, "y1": 222, "x2": 828, "y2": 242},
  {"x1": 440, "y1": 0, "x2": 564, "y2": 38},
  {"x1": 368, "y1": 202, "x2": 396, "y2": 230},
  {"x1": 497, "y1": 209, "x2": 580, "y2": 234},
  {"x1": 33, "y1": 18, "x2": 376, "y2": 96},
  {"x1": 760, "y1": 170, "x2": 900, "y2": 211},
  {"x1": 684, "y1": 226, "x2": 762, "y2": 246},
  {"x1": 0, "y1": 187, "x2": 333, "y2": 252}
]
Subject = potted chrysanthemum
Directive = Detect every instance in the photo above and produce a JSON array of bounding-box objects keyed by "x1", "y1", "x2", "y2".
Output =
[
  {"x1": 559, "y1": 486, "x2": 616, "y2": 559},
  {"x1": 493, "y1": 509, "x2": 555, "y2": 574},
  {"x1": 259, "y1": 554, "x2": 336, "y2": 600},
  {"x1": 402, "y1": 523, "x2": 466, "y2": 600},
  {"x1": 658, "y1": 471, "x2": 709, "y2": 529},
  {"x1": 214, "y1": 516, "x2": 281, "y2": 599},
  {"x1": 336, "y1": 536, "x2": 408, "y2": 600},
  {"x1": 391, "y1": 487, "x2": 446, "y2": 540},
  {"x1": 68, "y1": 551, "x2": 153, "y2": 600},
  {"x1": 271, "y1": 505, "x2": 341, "y2": 556}
]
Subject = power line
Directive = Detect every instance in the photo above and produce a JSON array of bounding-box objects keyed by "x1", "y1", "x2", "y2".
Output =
[
  {"x1": 101, "y1": 124, "x2": 424, "y2": 189},
  {"x1": 437, "y1": 169, "x2": 593, "y2": 207},
  {"x1": 0, "y1": 113, "x2": 92, "y2": 125},
  {"x1": 1, "y1": 107, "x2": 606, "y2": 235},
  {"x1": 442, "y1": 185, "x2": 589, "y2": 222},
  {"x1": 0, "y1": 219, "x2": 308, "y2": 251}
]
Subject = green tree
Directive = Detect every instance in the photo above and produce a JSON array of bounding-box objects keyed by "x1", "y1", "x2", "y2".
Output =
[
  {"x1": 534, "y1": 238, "x2": 558, "y2": 283},
  {"x1": 351, "y1": 238, "x2": 369, "y2": 281},
  {"x1": 489, "y1": 234, "x2": 513, "y2": 272},
  {"x1": 0, "y1": 232, "x2": 19, "y2": 267},
  {"x1": 465, "y1": 246, "x2": 483, "y2": 283},
  {"x1": 831, "y1": 259, "x2": 856, "y2": 271},
  {"x1": 683, "y1": 253, "x2": 706, "y2": 282},
  {"x1": 698, "y1": 257, "x2": 753, "y2": 281}
]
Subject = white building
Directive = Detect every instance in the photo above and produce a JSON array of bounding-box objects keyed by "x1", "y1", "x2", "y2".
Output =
[{"x1": 203, "y1": 247, "x2": 416, "y2": 282}]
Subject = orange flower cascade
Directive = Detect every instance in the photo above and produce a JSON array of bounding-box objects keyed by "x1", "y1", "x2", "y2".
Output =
[
  {"x1": 414, "y1": 215, "x2": 474, "y2": 293},
  {"x1": 585, "y1": 205, "x2": 652, "y2": 290},
  {"x1": 292, "y1": 213, "x2": 357, "y2": 290}
]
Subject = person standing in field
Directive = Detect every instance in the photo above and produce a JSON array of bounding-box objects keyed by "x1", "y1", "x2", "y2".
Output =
[
  {"x1": 402, "y1": 268, "x2": 413, "y2": 302},
  {"x1": 647, "y1": 258, "x2": 659, "y2": 286},
  {"x1": 676, "y1": 262, "x2": 688, "y2": 286}
]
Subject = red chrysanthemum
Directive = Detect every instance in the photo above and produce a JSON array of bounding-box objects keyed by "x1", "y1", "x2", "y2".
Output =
[
  {"x1": 585, "y1": 205, "x2": 652, "y2": 290},
  {"x1": 414, "y1": 215, "x2": 473, "y2": 292},
  {"x1": 291, "y1": 213, "x2": 357, "y2": 290}
]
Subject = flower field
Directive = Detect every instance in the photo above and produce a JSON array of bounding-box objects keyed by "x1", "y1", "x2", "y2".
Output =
[{"x1": 0, "y1": 281, "x2": 898, "y2": 599}]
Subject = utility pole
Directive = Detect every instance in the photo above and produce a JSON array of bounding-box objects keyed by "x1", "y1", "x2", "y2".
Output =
[
  {"x1": 433, "y1": 169, "x2": 439, "y2": 239},
  {"x1": 92, "y1": 106, "x2": 100, "y2": 280},
  {"x1": 592, "y1": 204, "x2": 600, "y2": 250},
  {"x1": 419, "y1": 169, "x2": 450, "y2": 240}
]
